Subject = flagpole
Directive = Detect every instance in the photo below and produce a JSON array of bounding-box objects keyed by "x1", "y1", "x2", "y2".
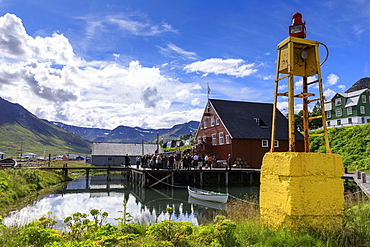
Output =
[{"x1": 207, "y1": 82, "x2": 210, "y2": 99}]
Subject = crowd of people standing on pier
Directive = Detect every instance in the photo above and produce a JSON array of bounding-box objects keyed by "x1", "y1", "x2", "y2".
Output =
[{"x1": 127, "y1": 150, "x2": 232, "y2": 170}]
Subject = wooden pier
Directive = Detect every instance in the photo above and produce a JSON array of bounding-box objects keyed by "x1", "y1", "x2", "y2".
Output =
[
  {"x1": 343, "y1": 170, "x2": 370, "y2": 197},
  {"x1": 35, "y1": 165, "x2": 261, "y2": 188}
]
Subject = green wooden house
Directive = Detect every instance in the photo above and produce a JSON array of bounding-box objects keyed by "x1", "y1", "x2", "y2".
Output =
[{"x1": 324, "y1": 88, "x2": 370, "y2": 128}]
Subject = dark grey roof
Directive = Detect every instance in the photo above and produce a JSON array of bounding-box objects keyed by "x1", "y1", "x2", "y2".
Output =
[{"x1": 210, "y1": 99, "x2": 303, "y2": 140}]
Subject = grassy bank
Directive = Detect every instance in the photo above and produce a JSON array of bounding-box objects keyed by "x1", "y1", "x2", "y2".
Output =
[
  {"x1": 310, "y1": 123, "x2": 370, "y2": 170},
  {"x1": 0, "y1": 192, "x2": 369, "y2": 246},
  {"x1": 0, "y1": 168, "x2": 70, "y2": 216}
]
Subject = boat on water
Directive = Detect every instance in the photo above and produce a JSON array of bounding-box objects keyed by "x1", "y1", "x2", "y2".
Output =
[
  {"x1": 188, "y1": 196, "x2": 227, "y2": 210},
  {"x1": 0, "y1": 158, "x2": 17, "y2": 168},
  {"x1": 188, "y1": 186, "x2": 229, "y2": 203}
]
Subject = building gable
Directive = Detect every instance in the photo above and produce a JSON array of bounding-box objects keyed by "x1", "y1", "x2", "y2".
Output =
[{"x1": 197, "y1": 99, "x2": 302, "y2": 141}]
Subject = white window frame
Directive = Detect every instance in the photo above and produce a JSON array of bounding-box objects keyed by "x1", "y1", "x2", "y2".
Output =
[
  {"x1": 210, "y1": 116, "x2": 215, "y2": 126},
  {"x1": 326, "y1": 111, "x2": 331, "y2": 119},
  {"x1": 262, "y1": 140, "x2": 268, "y2": 147},
  {"x1": 362, "y1": 95, "x2": 366, "y2": 103},
  {"x1": 203, "y1": 118, "x2": 208, "y2": 129},
  {"x1": 360, "y1": 106, "x2": 365, "y2": 114},
  {"x1": 336, "y1": 108, "x2": 342, "y2": 117},
  {"x1": 202, "y1": 136, "x2": 206, "y2": 143},
  {"x1": 226, "y1": 135, "x2": 230, "y2": 144},
  {"x1": 197, "y1": 137, "x2": 202, "y2": 144},
  {"x1": 335, "y1": 98, "x2": 342, "y2": 106},
  {"x1": 212, "y1": 134, "x2": 217, "y2": 145},
  {"x1": 216, "y1": 118, "x2": 220, "y2": 125},
  {"x1": 274, "y1": 140, "x2": 279, "y2": 148},
  {"x1": 219, "y1": 132, "x2": 224, "y2": 145},
  {"x1": 347, "y1": 107, "x2": 352, "y2": 115}
]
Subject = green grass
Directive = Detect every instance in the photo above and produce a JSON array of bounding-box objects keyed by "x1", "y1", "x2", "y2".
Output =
[
  {"x1": 0, "y1": 168, "x2": 71, "y2": 216},
  {"x1": 310, "y1": 123, "x2": 370, "y2": 170}
]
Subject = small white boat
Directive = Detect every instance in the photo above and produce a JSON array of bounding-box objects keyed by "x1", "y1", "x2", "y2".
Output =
[
  {"x1": 188, "y1": 196, "x2": 227, "y2": 210},
  {"x1": 188, "y1": 186, "x2": 228, "y2": 203}
]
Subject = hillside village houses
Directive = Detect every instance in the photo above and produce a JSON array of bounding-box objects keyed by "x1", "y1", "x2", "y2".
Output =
[
  {"x1": 194, "y1": 99, "x2": 304, "y2": 169},
  {"x1": 0, "y1": 152, "x2": 6, "y2": 159},
  {"x1": 324, "y1": 88, "x2": 370, "y2": 128}
]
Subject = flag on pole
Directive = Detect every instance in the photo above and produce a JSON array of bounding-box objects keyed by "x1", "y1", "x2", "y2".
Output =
[{"x1": 207, "y1": 82, "x2": 211, "y2": 99}]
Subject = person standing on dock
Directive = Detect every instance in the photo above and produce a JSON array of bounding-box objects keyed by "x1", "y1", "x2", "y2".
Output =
[
  {"x1": 174, "y1": 152, "x2": 181, "y2": 170},
  {"x1": 227, "y1": 154, "x2": 232, "y2": 170},
  {"x1": 125, "y1": 154, "x2": 130, "y2": 167},
  {"x1": 212, "y1": 155, "x2": 217, "y2": 169},
  {"x1": 168, "y1": 154, "x2": 174, "y2": 169},
  {"x1": 193, "y1": 153, "x2": 199, "y2": 169},
  {"x1": 136, "y1": 155, "x2": 141, "y2": 169}
]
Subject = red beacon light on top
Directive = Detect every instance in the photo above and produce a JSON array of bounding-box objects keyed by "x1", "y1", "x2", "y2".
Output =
[{"x1": 289, "y1": 12, "x2": 306, "y2": 38}]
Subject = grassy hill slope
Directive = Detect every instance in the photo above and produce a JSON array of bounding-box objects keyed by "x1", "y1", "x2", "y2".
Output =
[
  {"x1": 0, "y1": 98, "x2": 91, "y2": 157},
  {"x1": 310, "y1": 123, "x2": 370, "y2": 170}
]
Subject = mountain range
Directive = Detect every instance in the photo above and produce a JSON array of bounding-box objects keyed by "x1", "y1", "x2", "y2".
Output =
[
  {"x1": 0, "y1": 97, "x2": 199, "y2": 157},
  {"x1": 50, "y1": 120, "x2": 199, "y2": 143},
  {"x1": 345, "y1": 77, "x2": 370, "y2": 93}
]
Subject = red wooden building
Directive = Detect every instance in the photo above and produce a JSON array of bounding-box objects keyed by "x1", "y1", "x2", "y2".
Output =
[{"x1": 194, "y1": 99, "x2": 304, "y2": 168}]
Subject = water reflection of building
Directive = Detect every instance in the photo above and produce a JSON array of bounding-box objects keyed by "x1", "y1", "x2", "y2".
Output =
[{"x1": 60, "y1": 174, "x2": 237, "y2": 225}]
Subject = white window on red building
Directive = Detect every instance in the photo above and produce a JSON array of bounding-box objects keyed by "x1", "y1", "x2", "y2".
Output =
[
  {"x1": 219, "y1": 132, "x2": 224, "y2": 145},
  {"x1": 211, "y1": 116, "x2": 215, "y2": 126},
  {"x1": 212, "y1": 134, "x2": 217, "y2": 145},
  {"x1": 226, "y1": 135, "x2": 230, "y2": 144},
  {"x1": 262, "y1": 140, "x2": 268, "y2": 147}
]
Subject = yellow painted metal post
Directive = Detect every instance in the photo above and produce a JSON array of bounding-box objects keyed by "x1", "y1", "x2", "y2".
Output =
[
  {"x1": 302, "y1": 77, "x2": 310, "y2": 152},
  {"x1": 270, "y1": 48, "x2": 282, "y2": 152},
  {"x1": 315, "y1": 45, "x2": 331, "y2": 153},
  {"x1": 287, "y1": 41, "x2": 295, "y2": 151}
]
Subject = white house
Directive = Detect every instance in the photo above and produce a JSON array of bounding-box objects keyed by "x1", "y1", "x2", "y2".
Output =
[
  {"x1": 91, "y1": 142, "x2": 161, "y2": 166},
  {"x1": 19, "y1": 152, "x2": 38, "y2": 159},
  {"x1": 0, "y1": 152, "x2": 6, "y2": 159}
]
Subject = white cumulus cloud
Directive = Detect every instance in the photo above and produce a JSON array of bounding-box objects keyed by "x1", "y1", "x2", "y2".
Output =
[
  {"x1": 184, "y1": 58, "x2": 257, "y2": 78},
  {"x1": 0, "y1": 13, "x2": 203, "y2": 129},
  {"x1": 326, "y1": 73, "x2": 339, "y2": 86}
]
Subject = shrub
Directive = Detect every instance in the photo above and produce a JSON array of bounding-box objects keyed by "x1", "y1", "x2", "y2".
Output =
[{"x1": 146, "y1": 220, "x2": 194, "y2": 246}]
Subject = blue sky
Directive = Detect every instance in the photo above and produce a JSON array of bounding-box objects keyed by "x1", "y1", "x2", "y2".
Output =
[{"x1": 0, "y1": 0, "x2": 369, "y2": 129}]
